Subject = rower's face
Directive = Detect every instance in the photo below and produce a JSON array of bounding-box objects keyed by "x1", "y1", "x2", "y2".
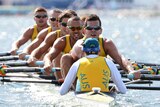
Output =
[
  {"x1": 67, "y1": 20, "x2": 83, "y2": 40},
  {"x1": 84, "y1": 20, "x2": 102, "y2": 38},
  {"x1": 34, "y1": 12, "x2": 48, "y2": 27},
  {"x1": 59, "y1": 18, "x2": 69, "y2": 35},
  {"x1": 49, "y1": 12, "x2": 61, "y2": 29}
]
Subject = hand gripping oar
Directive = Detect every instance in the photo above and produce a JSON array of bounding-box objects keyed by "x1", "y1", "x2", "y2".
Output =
[{"x1": 0, "y1": 50, "x2": 22, "y2": 57}]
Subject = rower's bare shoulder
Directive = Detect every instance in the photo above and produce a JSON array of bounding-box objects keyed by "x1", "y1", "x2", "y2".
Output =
[
  {"x1": 37, "y1": 28, "x2": 49, "y2": 39},
  {"x1": 44, "y1": 30, "x2": 58, "y2": 41},
  {"x1": 21, "y1": 26, "x2": 34, "y2": 38},
  {"x1": 103, "y1": 38, "x2": 115, "y2": 45}
]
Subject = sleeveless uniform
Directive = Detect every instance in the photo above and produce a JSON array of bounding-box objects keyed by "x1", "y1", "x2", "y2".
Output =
[
  {"x1": 31, "y1": 25, "x2": 38, "y2": 41},
  {"x1": 76, "y1": 56, "x2": 111, "y2": 92},
  {"x1": 56, "y1": 29, "x2": 61, "y2": 38},
  {"x1": 63, "y1": 35, "x2": 72, "y2": 54},
  {"x1": 47, "y1": 26, "x2": 52, "y2": 34},
  {"x1": 31, "y1": 25, "x2": 52, "y2": 41}
]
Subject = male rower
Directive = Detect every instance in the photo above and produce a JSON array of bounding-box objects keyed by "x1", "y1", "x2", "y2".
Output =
[
  {"x1": 61, "y1": 14, "x2": 140, "y2": 79},
  {"x1": 10, "y1": 7, "x2": 49, "y2": 55},
  {"x1": 43, "y1": 16, "x2": 84, "y2": 79},
  {"x1": 19, "y1": 9, "x2": 62, "y2": 60},
  {"x1": 27, "y1": 10, "x2": 77, "y2": 69},
  {"x1": 60, "y1": 38, "x2": 127, "y2": 95}
]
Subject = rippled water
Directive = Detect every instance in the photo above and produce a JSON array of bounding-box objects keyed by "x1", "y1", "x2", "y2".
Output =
[{"x1": 0, "y1": 10, "x2": 160, "y2": 107}]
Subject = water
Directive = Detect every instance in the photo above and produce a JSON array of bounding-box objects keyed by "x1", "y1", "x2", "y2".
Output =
[{"x1": 0, "y1": 10, "x2": 160, "y2": 107}]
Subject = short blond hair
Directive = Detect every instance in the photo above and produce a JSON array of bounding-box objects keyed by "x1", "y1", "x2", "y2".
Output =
[{"x1": 34, "y1": 7, "x2": 47, "y2": 15}]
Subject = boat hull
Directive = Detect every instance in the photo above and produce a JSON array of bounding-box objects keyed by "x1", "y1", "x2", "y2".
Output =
[{"x1": 75, "y1": 91, "x2": 116, "y2": 106}]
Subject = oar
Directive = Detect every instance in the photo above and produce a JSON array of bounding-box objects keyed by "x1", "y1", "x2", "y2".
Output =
[
  {"x1": 0, "y1": 56, "x2": 19, "y2": 61},
  {"x1": 0, "y1": 55, "x2": 30, "y2": 61},
  {"x1": 122, "y1": 74, "x2": 160, "y2": 81},
  {"x1": 120, "y1": 69, "x2": 160, "y2": 75},
  {"x1": 0, "y1": 60, "x2": 44, "y2": 67},
  {"x1": 125, "y1": 85, "x2": 160, "y2": 90},
  {"x1": 0, "y1": 61, "x2": 28, "y2": 67},
  {"x1": 135, "y1": 61, "x2": 160, "y2": 67},
  {"x1": 0, "y1": 73, "x2": 56, "y2": 80},
  {"x1": 0, "y1": 78, "x2": 63, "y2": 85},
  {"x1": 0, "y1": 51, "x2": 11, "y2": 56},
  {"x1": 0, "y1": 50, "x2": 22, "y2": 57},
  {"x1": 0, "y1": 67, "x2": 61, "y2": 75}
]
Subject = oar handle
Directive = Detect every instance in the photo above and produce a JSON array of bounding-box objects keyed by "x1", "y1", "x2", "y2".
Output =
[
  {"x1": 39, "y1": 67, "x2": 61, "y2": 73},
  {"x1": 35, "y1": 61, "x2": 44, "y2": 66},
  {"x1": 24, "y1": 55, "x2": 30, "y2": 60}
]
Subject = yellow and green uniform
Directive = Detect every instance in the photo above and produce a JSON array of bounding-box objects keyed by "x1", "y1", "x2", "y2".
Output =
[
  {"x1": 55, "y1": 29, "x2": 61, "y2": 38},
  {"x1": 76, "y1": 56, "x2": 111, "y2": 92},
  {"x1": 63, "y1": 35, "x2": 72, "y2": 53},
  {"x1": 47, "y1": 26, "x2": 52, "y2": 34},
  {"x1": 31, "y1": 25, "x2": 38, "y2": 41},
  {"x1": 31, "y1": 25, "x2": 53, "y2": 41}
]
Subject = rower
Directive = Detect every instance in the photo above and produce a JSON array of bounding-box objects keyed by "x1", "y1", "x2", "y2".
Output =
[
  {"x1": 10, "y1": 7, "x2": 49, "y2": 55},
  {"x1": 59, "y1": 38, "x2": 127, "y2": 95},
  {"x1": 43, "y1": 16, "x2": 84, "y2": 79},
  {"x1": 18, "y1": 9, "x2": 62, "y2": 60},
  {"x1": 61, "y1": 14, "x2": 141, "y2": 80}
]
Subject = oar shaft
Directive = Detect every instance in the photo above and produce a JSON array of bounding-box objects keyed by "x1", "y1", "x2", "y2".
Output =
[
  {"x1": 136, "y1": 61, "x2": 160, "y2": 66},
  {"x1": 0, "y1": 52, "x2": 11, "y2": 56},
  {"x1": 125, "y1": 85, "x2": 160, "y2": 90},
  {"x1": 0, "y1": 61, "x2": 44, "y2": 67},
  {"x1": 3, "y1": 67, "x2": 61, "y2": 73},
  {"x1": 122, "y1": 74, "x2": 160, "y2": 81},
  {"x1": 0, "y1": 78, "x2": 63, "y2": 85},
  {"x1": 0, "y1": 50, "x2": 22, "y2": 57},
  {"x1": 0, "y1": 56, "x2": 19, "y2": 61},
  {"x1": 0, "y1": 61, "x2": 28, "y2": 67}
]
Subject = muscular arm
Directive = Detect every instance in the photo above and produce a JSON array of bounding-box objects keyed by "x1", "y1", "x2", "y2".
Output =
[
  {"x1": 30, "y1": 31, "x2": 58, "y2": 59},
  {"x1": 70, "y1": 39, "x2": 84, "y2": 61},
  {"x1": 11, "y1": 27, "x2": 33, "y2": 52},
  {"x1": 23, "y1": 28, "x2": 49, "y2": 54},
  {"x1": 60, "y1": 60, "x2": 79, "y2": 95},
  {"x1": 104, "y1": 38, "x2": 133, "y2": 72},
  {"x1": 43, "y1": 37, "x2": 66, "y2": 67}
]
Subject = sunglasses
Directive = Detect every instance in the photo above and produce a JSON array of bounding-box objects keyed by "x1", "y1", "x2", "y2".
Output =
[
  {"x1": 61, "y1": 22, "x2": 67, "y2": 27},
  {"x1": 35, "y1": 14, "x2": 48, "y2": 18},
  {"x1": 50, "y1": 17, "x2": 58, "y2": 22},
  {"x1": 85, "y1": 26, "x2": 101, "y2": 31},
  {"x1": 68, "y1": 26, "x2": 82, "y2": 31}
]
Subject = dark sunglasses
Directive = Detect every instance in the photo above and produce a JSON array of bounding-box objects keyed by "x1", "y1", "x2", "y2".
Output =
[
  {"x1": 68, "y1": 26, "x2": 82, "y2": 31},
  {"x1": 61, "y1": 22, "x2": 67, "y2": 27},
  {"x1": 85, "y1": 26, "x2": 101, "y2": 31},
  {"x1": 35, "y1": 14, "x2": 48, "y2": 18},
  {"x1": 50, "y1": 17, "x2": 58, "y2": 22}
]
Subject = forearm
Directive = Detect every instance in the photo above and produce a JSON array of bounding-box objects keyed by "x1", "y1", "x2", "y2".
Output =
[
  {"x1": 121, "y1": 55, "x2": 134, "y2": 73},
  {"x1": 43, "y1": 54, "x2": 52, "y2": 67}
]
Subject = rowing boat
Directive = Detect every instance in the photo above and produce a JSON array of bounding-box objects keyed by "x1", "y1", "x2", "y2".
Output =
[{"x1": 75, "y1": 87, "x2": 116, "y2": 106}]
